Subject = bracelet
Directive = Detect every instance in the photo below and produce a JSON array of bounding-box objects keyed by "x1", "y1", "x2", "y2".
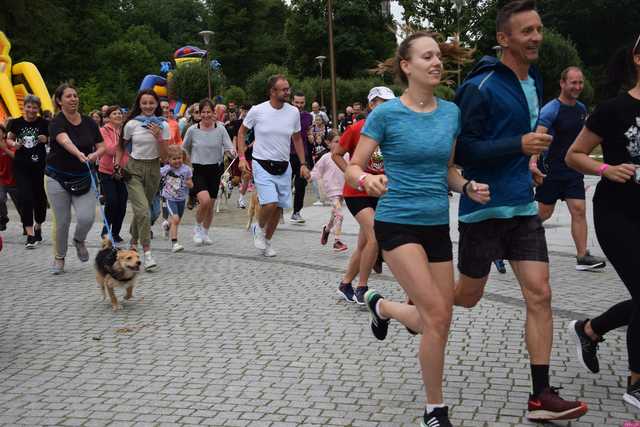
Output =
[
  {"x1": 462, "y1": 180, "x2": 471, "y2": 196},
  {"x1": 239, "y1": 155, "x2": 246, "y2": 161},
  {"x1": 357, "y1": 174, "x2": 368, "y2": 191},
  {"x1": 597, "y1": 163, "x2": 609, "y2": 176}
]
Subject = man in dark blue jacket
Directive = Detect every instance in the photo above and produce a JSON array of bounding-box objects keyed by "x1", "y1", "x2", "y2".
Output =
[{"x1": 453, "y1": 0, "x2": 588, "y2": 421}]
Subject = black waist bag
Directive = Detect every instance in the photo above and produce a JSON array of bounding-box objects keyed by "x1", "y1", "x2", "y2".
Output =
[
  {"x1": 46, "y1": 166, "x2": 92, "y2": 196},
  {"x1": 255, "y1": 159, "x2": 289, "y2": 175}
]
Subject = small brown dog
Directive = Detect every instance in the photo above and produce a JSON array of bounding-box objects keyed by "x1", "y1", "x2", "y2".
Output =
[{"x1": 95, "y1": 237, "x2": 141, "y2": 311}]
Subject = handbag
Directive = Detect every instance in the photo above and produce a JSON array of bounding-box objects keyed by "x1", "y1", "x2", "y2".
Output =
[
  {"x1": 46, "y1": 166, "x2": 92, "y2": 196},
  {"x1": 255, "y1": 158, "x2": 289, "y2": 175}
]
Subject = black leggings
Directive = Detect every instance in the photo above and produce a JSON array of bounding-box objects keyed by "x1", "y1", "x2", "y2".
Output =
[
  {"x1": 290, "y1": 154, "x2": 309, "y2": 214},
  {"x1": 592, "y1": 202, "x2": 640, "y2": 373},
  {"x1": 100, "y1": 172, "x2": 128, "y2": 238},
  {"x1": 13, "y1": 165, "x2": 47, "y2": 228}
]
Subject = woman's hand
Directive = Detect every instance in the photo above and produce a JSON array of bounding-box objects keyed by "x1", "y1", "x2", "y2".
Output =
[
  {"x1": 362, "y1": 174, "x2": 388, "y2": 197},
  {"x1": 147, "y1": 123, "x2": 163, "y2": 141},
  {"x1": 465, "y1": 180, "x2": 491, "y2": 204},
  {"x1": 87, "y1": 152, "x2": 99, "y2": 163},
  {"x1": 602, "y1": 163, "x2": 638, "y2": 183},
  {"x1": 76, "y1": 151, "x2": 90, "y2": 163}
]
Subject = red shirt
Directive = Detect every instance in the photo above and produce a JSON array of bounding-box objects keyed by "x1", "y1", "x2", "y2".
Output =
[
  {"x1": 0, "y1": 145, "x2": 16, "y2": 186},
  {"x1": 339, "y1": 119, "x2": 384, "y2": 197}
]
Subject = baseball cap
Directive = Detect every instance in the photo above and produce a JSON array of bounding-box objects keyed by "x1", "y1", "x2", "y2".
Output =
[{"x1": 367, "y1": 86, "x2": 395, "y2": 103}]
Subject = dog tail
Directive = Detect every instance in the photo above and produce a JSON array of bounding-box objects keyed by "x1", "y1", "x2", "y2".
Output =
[{"x1": 101, "y1": 235, "x2": 113, "y2": 250}]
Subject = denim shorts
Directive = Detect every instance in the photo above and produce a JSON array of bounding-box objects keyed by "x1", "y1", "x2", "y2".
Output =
[
  {"x1": 163, "y1": 199, "x2": 186, "y2": 218},
  {"x1": 251, "y1": 159, "x2": 292, "y2": 209},
  {"x1": 457, "y1": 215, "x2": 549, "y2": 278}
]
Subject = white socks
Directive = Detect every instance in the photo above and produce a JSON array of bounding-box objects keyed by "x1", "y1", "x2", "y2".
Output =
[
  {"x1": 426, "y1": 403, "x2": 445, "y2": 414},
  {"x1": 375, "y1": 300, "x2": 388, "y2": 320}
]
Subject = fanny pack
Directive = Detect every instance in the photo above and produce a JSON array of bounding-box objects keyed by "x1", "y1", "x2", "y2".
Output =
[
  {"x1": 255, "y1": 158, "x2": 289, "y2": 175},
  {"x1": 46, "y1": 166, "x2": 91, "y2": 195}
]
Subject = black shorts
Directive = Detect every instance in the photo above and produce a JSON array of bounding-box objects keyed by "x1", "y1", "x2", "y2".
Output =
[
  {"x1": 458, "y1": 215, "x2": 549, "y2": 278},
  {"x1": 374, "y1": 220, "x2": 453, "y2": 263},
  {"x1": 345, "y1": 196, "x2": 378, "y2": 218},
  {"x1": 192, "y1": 163, "x2": 223, "y2": 199},
  {"x1": 535, "y1": 176, "x2": 585, "y2": 204}
]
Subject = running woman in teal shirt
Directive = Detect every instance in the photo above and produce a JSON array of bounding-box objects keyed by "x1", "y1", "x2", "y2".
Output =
[{"x1": 345, "y1": 31, "x2": 489, "y2": 427}]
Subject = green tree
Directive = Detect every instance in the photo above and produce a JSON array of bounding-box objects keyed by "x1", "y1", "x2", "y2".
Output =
[
  {"x1": 285, "y1": 0, "x2": 397, "y2": 79},
  {"x1": 244, "y1": 64, "x2": 290, "y2": 104},
  {"x1": 222, "y1": 86, "x2": 247, "y2": 105},
  {"x1": 169, "y1": 63, "x2": 225, "y2": 105}
]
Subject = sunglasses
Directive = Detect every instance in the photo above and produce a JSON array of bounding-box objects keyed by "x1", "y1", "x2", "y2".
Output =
[{"x1": 634, "y1": 34, "x2": 640, "y2": 54}]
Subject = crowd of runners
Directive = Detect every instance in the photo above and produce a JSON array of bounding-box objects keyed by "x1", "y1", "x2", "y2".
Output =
[{"x1": 0, "y1": 0, "x2": 639, "y2": 425}]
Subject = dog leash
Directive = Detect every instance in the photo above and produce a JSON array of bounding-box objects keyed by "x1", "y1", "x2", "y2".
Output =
[{"x1": 86, "y1": 161, "x2": 115, "y2": 247}]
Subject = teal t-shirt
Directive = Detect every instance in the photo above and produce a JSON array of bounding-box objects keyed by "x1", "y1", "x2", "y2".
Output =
[
  {"x1": 521, "y1": 77, "x2": 539, "y2": 131},
  {"x1": 361, "y1": 97, "x2": 460, "y2": 226}
]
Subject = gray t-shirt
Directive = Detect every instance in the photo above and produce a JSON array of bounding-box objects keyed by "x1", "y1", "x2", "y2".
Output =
[
  {"x1": 123, "y1": 119, "x2": 170, "y2": 160},
  {"x1": 182, "y1": 122, "x2": 234, "y2": 165}
]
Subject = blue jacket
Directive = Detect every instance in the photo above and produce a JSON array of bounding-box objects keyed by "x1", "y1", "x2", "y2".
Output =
[{"x1": 454, "y1": 56, "x2": 543, "y2": 217}]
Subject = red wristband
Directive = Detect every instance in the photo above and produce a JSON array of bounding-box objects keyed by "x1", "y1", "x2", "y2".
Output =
[
  {"x1": 597, "y1": 163, "x2": 609, "y2": 176},
  {"x1": 239, "y1": 155, "x2": 246, "y2": 161},
  {"x1": 357, "y1": 174, "x2": 368, "y2": 191}
]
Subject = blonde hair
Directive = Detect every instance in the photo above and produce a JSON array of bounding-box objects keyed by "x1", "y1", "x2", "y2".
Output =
[{"x1": 166, "y1": 145, "x2": 187, "y2": 162}]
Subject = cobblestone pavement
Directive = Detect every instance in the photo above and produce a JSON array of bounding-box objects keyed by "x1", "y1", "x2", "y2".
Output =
[{"x1": 1, "y1": 177, "x2": 638, "y2": 426}]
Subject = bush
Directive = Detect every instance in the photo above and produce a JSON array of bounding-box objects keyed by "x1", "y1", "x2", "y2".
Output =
[
  {"x1": 538, "y1": 28, "x2": 594, "y2": 106},
  {"x1": 222, "y1": 86, "x2": 247, "y2": 105},
  {"x1": 168, "y1": 62, "x2": 225, "y2": 105},
  {"x1": 245, "y1": 64, "x2": 290, "y2": 104}
]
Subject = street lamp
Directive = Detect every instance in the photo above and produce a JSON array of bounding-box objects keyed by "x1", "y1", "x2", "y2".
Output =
[
  {"x1": 315, "y1": 55, "x2": 326, "y2": 108},
  {"x1": 327, "y1": 0, "x2": 338, "y2": 131},
  {"x1": 454, "y1": 0, "x2": 465, "y2": 86},
  {"x1": 198, "y1": 30, "x2": 214, "y2": 99}
]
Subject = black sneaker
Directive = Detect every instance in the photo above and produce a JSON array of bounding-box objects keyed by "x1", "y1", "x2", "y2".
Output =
[
  {"x1": 624, "y1": 377, "x2": 640, "y2": 410},
  {"x1": 336, "y1": 282, "x2": 355, "y2": 302},
  {"x1": 576, "y1": 251, "x2": 606, "y2": 271},
  {"x1": 0, "y1": 220, "x2": 6, "y2": 231},
  {"x1": 34, "y1": 228, "x2": 42, "y2": 243},
  {"x1": 420, "y1": 406, "x2": 452, "y2": 427},
  {"x1": 25, "y1": 235, "x2": 37, "y2": 249},
  {"x1": 364, "y1": 289, "x2": 389, "y2": 341},
  {"x1": 494, "y1": 259, "x2": 507, "y2": 274},
  {"x1": 568, "y1": 320, "x2": 601, "y2": 373},
  {"x1": 354, "y1": 286, "x2": 368, "y2": 305}
]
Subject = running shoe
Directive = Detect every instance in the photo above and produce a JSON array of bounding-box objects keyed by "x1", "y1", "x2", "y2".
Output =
[
  {"x1": 25, "y1": 235, "x2": 37, "y2": 249},
  {"x1": 0, "y1": 220, "x2": 6, "y2": 231},
  {"x1": 420, "y1": 406, "x2": 452, "y2": 427},
  {"x1": 162, "y1": 220, "x2": 170, "y2": 238},
  {"x1": 252, "y1": 223, "x2": 266, "y2": 250},
  {"x1": 193, "y1": 224, "x2": 204, "y2": 245},
  {"x1": 34, "y1": 228, "x2": 42, "y2": 243},
  {"x1": 364, "y1": 289, "x2": 389, "y2": 341},
  {"x1": 73, "y1": 239, "x2": 89, "y2": 262},
  {"x1": 568, "y1": 319, "x2": 601, "y2": 373},
  {"x1": 320, "y1": 225, "x2": 330, "y2": 245},
  {"x1": 494, "y1": 259, "x2": 507, "y2": 274},
  {"x1": 576, "y1": 251, "x2": 606, "y2": 271},
  {"x1": 171, "y1": 242, "x2": 184, "y2": 253},
  {"x1": 526, "y1": 387, "x2": 588, "y2": 421},
  {"x1": 50, "y1": 257, "x2": 65, "y2": 275},
  {"x1": 289, "y1": 212, "x2": 305, "y2": 224},
  {"x1": 337, "y1": 282, "x2": 355, "y2": 302},
  {"x1": 237, "y1": 195, "x2": 247, "y2": 209},
  {"x1": 624, "y1": 377, "x2": 640, "y2": 410},
  {"x1": 333, "y1": 240, "x2": 348, "y2": 252},
  {"x1": 263, "y1": 240, "x2": 276, "y2": 257},
  {"x1": 143, "y1": 251, "x2": 158, "y2": 272},
  {"x1": 312, "y1": 200, "x2": 324, "y2": 206},
  {"x1": 354, "y1": 285, "x2": 368, "y2": 305},
  {"x1": 201, "y1": 229, "x2": 213, "y2": 245}
]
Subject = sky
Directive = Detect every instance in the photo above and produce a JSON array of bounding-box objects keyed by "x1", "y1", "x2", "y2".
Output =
[{"x1": 391, "y1": 2, "x2": 404, "y2": 23}]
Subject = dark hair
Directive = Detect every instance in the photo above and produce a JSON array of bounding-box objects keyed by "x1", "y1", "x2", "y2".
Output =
[
  {"x1": 376, "y1": 31, "x2": 473, "y2": 86},
  {"x1": 0, "y1": 123, "x2": 6, "y2": 135},
  {"x1": 496, "y1": 0, "x2": 537, "y2": 33},
  {"x1": 324, "y1": 130, "x2": 337, "y2": 142},
  {"x1": 560, "y1": 66, "x2": 582, "y2": 81},
  {"x1": 104, "y1": 105, "x2": 122, "y2": 118},
  {"x1": 241, "y1": 104, "x2": 252, "y2": 111},
  {"x1": 293, "y1": 91, "x2": 305, "y2": 98},
  {"x1": 198, "y1": 98, "x2": 216, "y2": 114},
  {"x1": 353, "y1": 101, "x2": 362, "y2": 107},
  {"x1": 267, "y1": 74, "x2": 287, "y2": 94},
  {"x1": 52, "y1": 82, "x2": 78, "y2": 113},
  {"x1": 605, "y1": 35, "x2": 640, "y2": 96},
  {"x1": 120, "y1": 89, "x2": 162, "y2": 148}
]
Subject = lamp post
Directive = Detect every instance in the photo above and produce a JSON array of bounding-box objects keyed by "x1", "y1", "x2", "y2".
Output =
[
  {"x1": 454, "y1": 0, "x2": 464, "y2": 86},
  {"x1": 327, "y1": 0, "x2": 338, "y2": 131},
  {"x1": 198, "y1": 30, "x2": 214, "y2": 99},
  {"x1": 315, "y1": 55, "x2": 326, "y2": 108}
]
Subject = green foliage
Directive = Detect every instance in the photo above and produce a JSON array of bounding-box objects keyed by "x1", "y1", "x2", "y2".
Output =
[
  {"x1": 76, "y1": 79, "x2": 109, "y2": 114},
  {"x1": 169, "y1": 63, "x2": 225, "y2": 105},
  {"x1": 244, "y1": 64, "x2": 290, "y2": 104},
  {"x1": 222, "y1": 86, "x2": 247, "y2": 105},
  {"x1": 537, "y1": 29, "x2": 594, "y2": 106}
]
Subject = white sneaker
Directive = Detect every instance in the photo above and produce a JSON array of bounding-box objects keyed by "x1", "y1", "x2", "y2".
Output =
[
  {"x1": 263, "y1": 240, "x2": 276, "y2": 257},
  {"x1": 312, "y1": 200, "x2": 323, "y2": 206},
  {"x1": 171, "y1": 242, "x2": 184, "y2": 253},
  {"x1": 237, "y1": 196, "x2": 247, "y2": 209},
  {"x1": 252, "y1": 223, "x2": 266, "y2": 250},
  {"x1": 193, "y1": 224, "x2": 204, "y2": 245},
  {"x1": 143, "y1": 251, "x2": 158, "y2": 271},
  {"x1": 162, "y1": 220, "x2": 170, "y2": 238},
  {"x1": 202, "y1": 229, "x2": 213, "y2": 245}
]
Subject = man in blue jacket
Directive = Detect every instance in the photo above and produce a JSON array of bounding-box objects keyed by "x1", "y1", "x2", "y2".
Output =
[{"x1": 454, "y1": 0, "x2": 588, "y2": 421}]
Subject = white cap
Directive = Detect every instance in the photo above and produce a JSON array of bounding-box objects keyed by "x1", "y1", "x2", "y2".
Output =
[{"x1": 367, "y1": 86, "x2": 395, "y2": 103}]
